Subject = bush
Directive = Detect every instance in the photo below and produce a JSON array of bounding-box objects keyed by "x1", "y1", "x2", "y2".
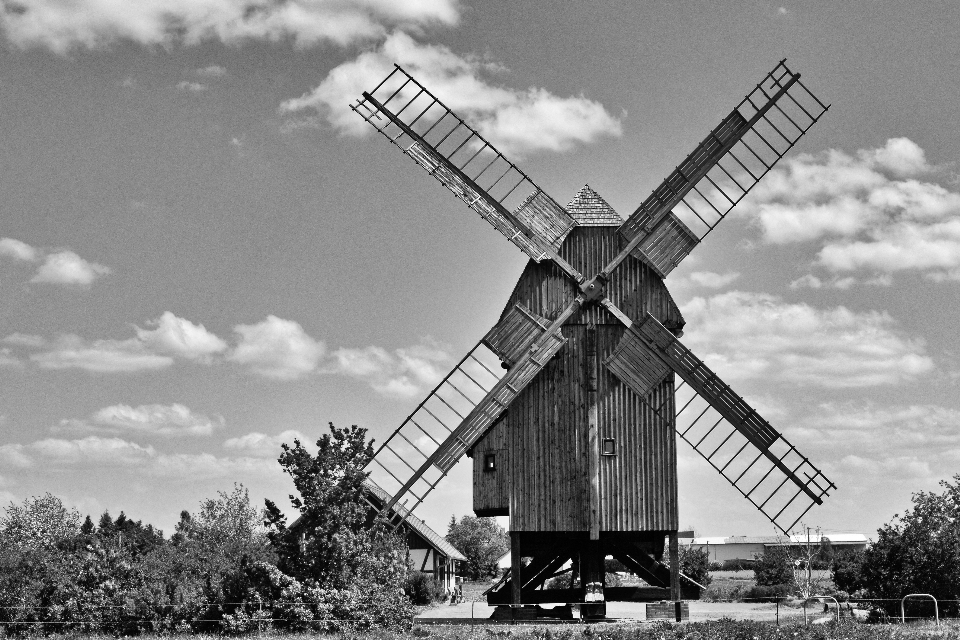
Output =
[
  {"x1": 831, "y1": 548, "x2": 865, "y2": 594},
  {"x1": 405, "y1": 572, "x2": 444, "y2": 605},
  {"x1": 745, "y1": 583, "x2": 793, "y2": 602},
  {"x1": 721, "y1": 558, "x2": 752, "y2": 571},
  {"x1": 753, "y1": 546, "x2": 794, "y2": 587},
  {"x1": 708, "y1": 561, "x2": 723, "y2": 571}
]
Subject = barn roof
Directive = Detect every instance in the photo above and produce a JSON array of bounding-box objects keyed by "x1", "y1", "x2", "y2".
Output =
[{"x1": 564, "y1": 184, "x2": 624, "y2": 226}]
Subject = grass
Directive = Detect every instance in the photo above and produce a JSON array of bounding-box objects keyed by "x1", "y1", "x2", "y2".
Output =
[{"x1": 19, "y1": 619, "x2": 960, "y2": 640}]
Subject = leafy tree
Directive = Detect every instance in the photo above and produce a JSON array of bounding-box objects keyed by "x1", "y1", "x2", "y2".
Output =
[
  {"x1": 860, "y1": 475, "x2": 960, "y2": 615},
  {"x1": 753, "y1": 545, "x2": 794, "y2": 587},
  {"x1": 670, "y1": 546, "x2": 713, "y2": 588},
  {"x1": 264, "y1": 423, "x2": 412, "y2": 626},
  {"x1": 445, "y1": 515, "x2": 509, "y2": 580},
  {"x1": 831, "y1": 547, "x2": 865, "y2": 594},
  {"x1": 0, "y1": 493, "x2": 80, "y2": 551}
]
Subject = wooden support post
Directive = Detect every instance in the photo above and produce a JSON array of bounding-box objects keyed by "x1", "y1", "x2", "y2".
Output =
[
  {"x1": 586, "y1": 326, "x2": 601, "y2": 540},
  {"x1": 510, "y1": 532, "x2": 522, "y2": 609},
  {"x1": 669, "y1": 531, "x2": 681, "y2": 620}
]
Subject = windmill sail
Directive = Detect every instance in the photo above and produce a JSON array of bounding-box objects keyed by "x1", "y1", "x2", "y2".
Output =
[
  {"x1": 605, "y1": 314, "x2": 835, "y2": 533},
  {"x1": 616, "y1": 60, "x2": 829, "y2": 278},
  {"x1": 352, "y1": 66, "x2": 580, "y2": 280},
  {"x1": 367, "y1": 306, "x2": 566, "y2": 517}
]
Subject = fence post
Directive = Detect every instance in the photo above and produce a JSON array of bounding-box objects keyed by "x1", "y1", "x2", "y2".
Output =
[{"x1": 900, "y1": 594, "x2": 939, "y2": 627}]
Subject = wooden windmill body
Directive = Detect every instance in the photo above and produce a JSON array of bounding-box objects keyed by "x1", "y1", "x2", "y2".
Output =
[{"x1": 350, "y1": 61, "x2": 838, "y2": 619}]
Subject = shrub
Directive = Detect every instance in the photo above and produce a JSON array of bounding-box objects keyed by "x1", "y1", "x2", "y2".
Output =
[
  {"x1": 753, "y1": 546, "x2": 794, "y2": 587},
  {"x1": 708, "y1": 561, "x2": 723, "y2": 571},
  {"x1": 831, "y1": 548, "x2": 865, "y2": 594},
  {"x1": 745, "y1": 583, "x2": 793, "y2": 602},
  {"x1": 405, "y1": 572, "x2": 444, "y2": 605},
  {"x1": 721, "y1": 558, "x2": 752, "y2": 571}
]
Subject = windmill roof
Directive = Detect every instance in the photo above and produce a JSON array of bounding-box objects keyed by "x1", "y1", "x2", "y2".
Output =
[{"x1": 565, "y1": 184, "x2": 624, "y2": 226}]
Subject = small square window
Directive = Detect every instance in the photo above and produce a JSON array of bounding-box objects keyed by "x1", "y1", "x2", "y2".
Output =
[
  {"x1": 601, "y1": 438, "x2": 616, "y2": 456},
  {"x1": 483, "y1": 453, "x2": 497, "y2": 472}
]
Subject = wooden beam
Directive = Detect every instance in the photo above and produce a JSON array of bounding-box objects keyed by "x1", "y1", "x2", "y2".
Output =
[{"x1": 586, "y1": 326, "x2": 601, "y2": 540}]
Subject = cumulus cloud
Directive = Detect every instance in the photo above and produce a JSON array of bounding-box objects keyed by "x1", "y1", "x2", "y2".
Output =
[
  {"x1": 29, "y1": 335, "x2": 173, "y2": 372},
  {"x1": 176, "y1": 80, "x2": 206, "y2": 93},
  {"x1": 0, "y1": 0, "x2": 459, "y2": 54},
  {"x1": 195, "y1": 64, "x2": 227, "y2": 77},
  {"x1": 30, "y1": 250, "x2": 111, "y2": 286},
  {"x1": 330, "y1": 337, "x2": 452, "y2": 398},
  {"x1": 281, "y1": 31, "x2": 622, "y2": 158},
  {"x1": 135, "y1": 311, "x2": 227, "y2": 362},
  {"x1": 679, "y1": 291, "x2": 934, "y2": 388},
  {"x1": 55, "y1": 403, "x2": 223, "y2": 437},
  {"x1": 228, "y1": 315, "x2": 325, "y2": 380},
  {"x1": 0, "y1": 436, "x2": 272, "y2": 480},
  {"x1": 223, "y1": 429, "x2": 308, "y2": 456},
  {"x1": 736, "y1": 138, "x2": 960, "y2": 282},
  {"x1": 671, "y1": 270, "x2": 741, "y2": 289},
  {"x1": 0, "y1": 348, "x2": 18, "y2": 367},
  {"x1": 0, "y1": 237, "x2": 38, "y2": 261},
  {"x1": 4, "y1": 312, "x2": 223, "y2": 373}
]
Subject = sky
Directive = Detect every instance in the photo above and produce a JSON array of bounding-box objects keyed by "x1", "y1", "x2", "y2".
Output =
[{"x1": 1, "y1": 0, "x2": 959, "y2": 540}]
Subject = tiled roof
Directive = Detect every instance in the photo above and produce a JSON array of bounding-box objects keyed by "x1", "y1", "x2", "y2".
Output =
[
  {"x1": 286, "y1": 480, "x2": 467, "y2": 562},
  {"x1": 565, "y1": 184, "x2": 623, "y2": 226},
  {"x1": 363, "y1": 480, "x2": 467, "y2": 561}
]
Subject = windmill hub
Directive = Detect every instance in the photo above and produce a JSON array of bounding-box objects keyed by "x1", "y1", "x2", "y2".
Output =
[{"x1": 579, "y1": 274, "x2": 608, "y2": 302}]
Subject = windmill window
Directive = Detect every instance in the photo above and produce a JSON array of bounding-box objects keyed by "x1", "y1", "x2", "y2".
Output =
[
  {"x1": 601, "y1": 438, "x2": 617, "y2": 456},
  {"x1": 483, "y1": 453, "x2": 497, "y2": 472}
]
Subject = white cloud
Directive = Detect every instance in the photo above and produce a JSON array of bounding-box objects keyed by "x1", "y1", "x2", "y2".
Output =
[
  {"x1": 29, "y1": 334, "x2": 173, "y2": 372},
  {"x1": 679, "y1": 291, "x2": 934, "y2": 388},
  {"x1": 736, "y1": 138, "x2": 960, "y2": 282},
  {"x1": 56, "y1": 403, "x2": 223, "y2": 437},
  {"x1": 176, "y1": 80, "x2": 206, "y2": 93},
  {"x1": 0, "y1": 237, "x2": 38, "y2": 261},
  {"x1": 223, "y1": 429, "x2": 307, "y2": 456},
  {"x1": 281, "y1": 31, "x2": 622, "y2": 158},
  {"x1": 0, "y1": 0, "x2": 459, "y2": 54},
  {"x1": 30, "y1": 250, "x2": 111, "y2": 286},
  {"x1": 228, "y1": 315, "x2": 325, "y2": 380},
  {"x1": 680, "y1": 271, "x2": 741, "y2": 289},
  {"x1": 0, "y1": 348, "x2": 18, "y2": 367},
  {"x1": 331, "y1": 337, "x2": 452, "y2": 398},
  {"x1": 195, "y1": 64, "x2": 227, "y2": 77},
  {"x1": 6, "y1": 312, "x2": 225, "y2": 373},
  {"x1": 0, "y1": 436, "x2": 272, "y2": 480},
  {"x1": 135, "y1": 311, "x2": 227, "y2": 362}
]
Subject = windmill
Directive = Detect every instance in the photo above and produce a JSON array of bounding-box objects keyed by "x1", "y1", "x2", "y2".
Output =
[{"x1": 350, "y1": 60, "x2": 836, "y2": 619}]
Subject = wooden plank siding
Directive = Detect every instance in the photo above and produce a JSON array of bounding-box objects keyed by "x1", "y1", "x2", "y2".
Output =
[
  {"x1": 471, "y1": 224, "x2": 681, "y2": 534},
  {"x1": 470, "y1": 416, "x2": 510, "y2": 516},
  {"x1": 500, "y1": 226, "x2": 686, "y2": 330}
]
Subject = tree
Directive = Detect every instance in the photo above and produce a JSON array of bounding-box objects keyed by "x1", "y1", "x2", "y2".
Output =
[
  {"x1": 753, "y1": 545, "x2": 794, "y2": 587},
  {"x1": 263, "y1": 423, "x2": 412, "y2": 626},
  {"x1": 0, "y1": 493, "x2": 80, "y2": 550},
  {"x1": 665, "y1": 546, "x2": 713, "y2": 588},
  {"x1": 860, "y1": 475, "x2": 960, "y2": 615},
  {"x1": 831, "y1": 547, "x2": 865, "y2": 594},
  {"x1": 446, "y1": 515, "x2": 509, "y2": 580}
]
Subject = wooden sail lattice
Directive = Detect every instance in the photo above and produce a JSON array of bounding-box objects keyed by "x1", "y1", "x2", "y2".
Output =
[
  {"x1": 618, "y1": 60, "x2": 829, "y2": 278},
  {"x1": 367, "y1": 306, "x2": 566, "y2": 516},
  {"x1": 606, "y1": 314, "x2": 836, "y2": 534},
  {"x1": 351, "y1": 66, "x2": 577, "y2": 268}
]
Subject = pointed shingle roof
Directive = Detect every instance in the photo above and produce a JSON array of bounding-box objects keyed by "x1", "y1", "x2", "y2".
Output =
[{"x1": 565, "y1": 184, "x2": 623, "y2": 226}]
